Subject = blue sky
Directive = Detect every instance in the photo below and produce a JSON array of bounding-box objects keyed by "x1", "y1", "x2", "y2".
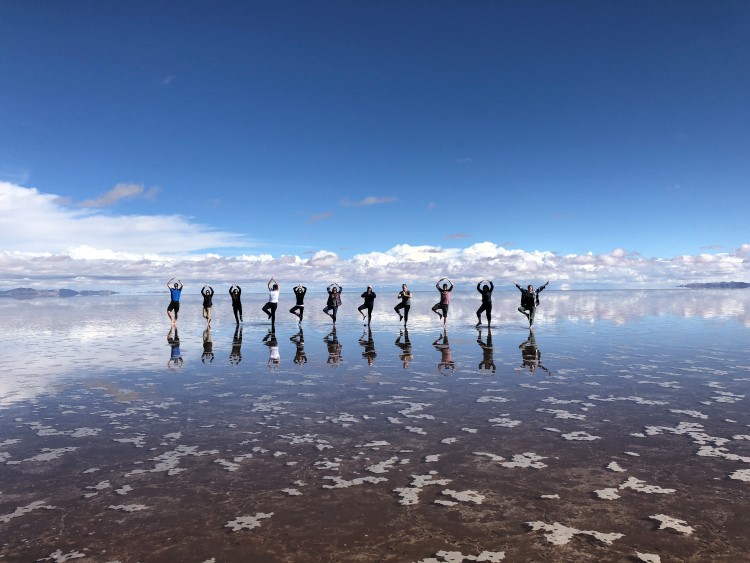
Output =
[{"x1": 0, "y1": 1, "x2": 748, "y2": 289}]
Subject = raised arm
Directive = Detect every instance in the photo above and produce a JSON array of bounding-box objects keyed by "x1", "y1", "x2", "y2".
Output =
[
  {"x1": 177, "y1": 279, "x2": 183, "y2": 289},
  {"x1": 537, "y1": 281, "x2": 549, "y2": 294},
  {"x1": 167, "y1": 277, "x2": 175, "y2": 289},
  {"x1": 514, "y1": 281, "x2": 522, "y2": 292},
  {"x1": 489, "y1": 281, "x2": 494, "y2": 292},
  {"x1": 446, "y1": 279, "x2": 454, "y2": 291}
]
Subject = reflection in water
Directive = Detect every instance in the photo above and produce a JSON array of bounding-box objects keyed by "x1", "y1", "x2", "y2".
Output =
[
  {"x1": 290, "y1": 327, "x2": 307, "y2": 365},
  {"x1": 394, "y1": 329, "x2": 413, "y2": 369},
  {"x1": 229, "y1": 325, "x2": 243, "y2": 365},
  {"x1": 433, "y1": 330, "x2": 455, "y2": 375},
  {"x1": 324, "y1": 327, "x2": 342, "y2": 366},
  {"x1": 359, "y1": 327, "x2": 377, "y2": 366},
  {"x1": 517, "y1": 330, "x2": 550, "y2": 375},
  {"x1": 263, "y1": 329, "x2": 280, "y2": 369},
  {"x1": 167, "y1": 326, "x2": 183, "y2": 370},
  {"x1": 202, "y1": 327, "x2": 214, "y2": 363},
  {"x1": 477, "y1": 328, "x2": 496, "y2": 374}
]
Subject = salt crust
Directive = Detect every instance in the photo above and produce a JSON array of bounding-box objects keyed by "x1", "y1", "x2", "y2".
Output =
[
  {"x1": 635, "y1": 553, "x2": 661, "y2": 563},
  {"x1": 394, "y1": 472, "x2": 452, "y2": 505},
  {"x1": 433, "y1": 499, "x2": 457, "y2": 506},
  {"x1": 115, "y1": 485, "x2": 133, "y2": 495},
  {"x1": 729, "y1": 469, "x2": 750, "y2": 482},
  {"x1": 125, "y1": 445, "x2": 218, "y2": 477},
  {"x1": 624, "y1": 452, "x2": 640, "y2": 457},
  {"x1": 474, "y1": 451, "x2": 547, "y2": 469},
  {"x1": 526, "y1": 521, "x2": 624, "y2": 545},
  {"x1": 225, "y1": 512, "x2": 274, "y2": 531},
  {"x1": 108, "y1": 504, "x2": 148, "y2": 512},
  {"x1": 488, "y1": 418, "x2": 521, "y2": 428},
  {"x1": 649, "y1": 514, "x2": 694, "y2": 535},
  {"x1": 0, "y1": 500, "x2": 56, "y2": 523},
  {"x1": 441, "y1": 438, "x2": 458, "y2": 444},
  {"x1": 587, "y1": 394, "x2": 668, "y2": 406},
  {"x1": 425, "y1": 454, "x2": 440, "y2": 462},
  {"x1": 594, "y1": 488, "x2": 621, "y2": 500},
  {"x1": 540, "y1": 494, "x2": 560, "y2": 499},
  {"x1": 367, "y1": 456, "x2": 409, "y2": 474},
  {"x1": 38, "y1": 549, "x2": 86, "y2": 562},
  {"x1": 620, "y1": 477, "x2": 675, "y2": 494},
  {"x1": 462, "y1": 428, "x2": 478, "y2": 434},
  {"x1": 607, "y1": 462, "x2": 626, "y2": 472},
  {"x1": 476, "y1": 396, "x2": 509, "y2": 403},
  {"x1": 6, "y1": 447, "x2": 78, "y2": 464},
  {"x1": 441, "y1": 489, "x2": 484, "y2": 504},
  {"x1": 669, "y1": 409, "x2": 707, "y2": 419},
  {"x1": 561, "y1": 431, "x2": 600, "y2": 441},
  {"x1": 406, "y1": 426, "x2": 427, "y2": 435},
  {"x1": 281, "y1": 488, "x2": 302, "y2": 496},
  {"x1": 414, "y1": 549, "x2": 505, "y2": 562},
  {"x1": 536, "y1": 408, "x2": 586, "y2": 420},
  {"x1": 322, "y1": 475, "x2": 387, "y2": 489}
]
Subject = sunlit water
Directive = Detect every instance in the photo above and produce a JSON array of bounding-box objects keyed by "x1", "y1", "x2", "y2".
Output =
[{"x1": 1, "y1": 290, "x2": 749, "y2": 561}]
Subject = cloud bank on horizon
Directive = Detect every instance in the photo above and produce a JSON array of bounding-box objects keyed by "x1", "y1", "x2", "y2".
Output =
[{"x1": 1, "y1": 181, "x2": 747, "y2": 290}]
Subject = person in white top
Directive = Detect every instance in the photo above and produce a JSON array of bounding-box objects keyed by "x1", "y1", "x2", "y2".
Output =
[{"x1": 262, "y1": 277, "x2": 280, "y2": 325}]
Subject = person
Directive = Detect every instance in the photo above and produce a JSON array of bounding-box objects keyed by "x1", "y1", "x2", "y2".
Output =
[
  {"x1": 358, "y1": 286, "x2": 377, "y2": 325},
  {"x1": 431, "y1": 278, "x2": 453, "y2": 326},
  {"x1": 324, "y1": 326, "x2": 342, "y2": 366},
  {"x1": 202, "y1": 327, "x2": 214, "y2": 364},
  {"x1": 289, "y1": 283, "x2": 307, "y2": 324},
  {"x1": 476, "y1": 280, "x2": 494, "y2": 327},
  {"x1": 229, "y1": 325, "x2": 242, "y2": 365},
  {"x1": 394, "y1": 284, "x2": 412, "y2": 325},
  {"x1": 359, "y1": 326, "x2": 377, "y2": 366},
  {"x1": 229, "y1": 284, "x2": 243, "y2": 324},
  {"x1": 201, "y1": 285, "x2": 214, "y2": 326},
  {"x1": 517, "y1": 330, "x2": 550, "y2": 375},
  {"x1": 166, "y1": 277, "x2": 183, "y2": 325},
  {"x1": 477, "y1": 327, "x2": 496, "y2": 374},
  {"x1": 167, "y1": 326, "x2": 183, "y2": 370},
  {"x1": 433, "y1": 329, "x2": 455, "y2": 375},
  {"x1": 514, "y1": 280, "x2": 549, "y2": 328},
  {"x1": 394, "y1": 328, "x2": 413, "y2": 369},
  {"x1": 262, "y1": 277, "x2": 279, "y2": 325},
  {"x1": 263, "y1": 328, "x2": 280, "y2": 369},
  {"x1": 290, "y1": 327, "x2": 307, "y2": 365},
  {"x1": 323, "y1": 283, "x2": 342, "y2": 324}
]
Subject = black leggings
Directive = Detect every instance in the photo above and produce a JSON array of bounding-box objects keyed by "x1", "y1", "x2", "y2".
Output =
[
  {"x1": 432, "y1": 303, "x2": 448, "y2": 318},
  {"x1": 323, "y1": 305, "x2": 338, "y2": 322},
  {"x1": 394, "y1": 303, "x2": 410, "y2": 323},
  {"x1": 262, "y1": 302, "x2": 277, "y2": 322},
  {"x1": 289, "y1": 305, "x2": 304, "y2": 321},
  {"x1": 358, "y1": 304, "x2": 373, "y2": 322},
  {"x1": 232, "y1": 304, "x2": 242, "y2": 324},
  {"x1": 477, "y1": 303, "x2": 492, "y2": 323}
]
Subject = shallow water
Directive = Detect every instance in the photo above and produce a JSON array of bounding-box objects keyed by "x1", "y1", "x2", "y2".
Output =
[{"x1": 1, "y1": 289, "x2": 749, "y2": 562}]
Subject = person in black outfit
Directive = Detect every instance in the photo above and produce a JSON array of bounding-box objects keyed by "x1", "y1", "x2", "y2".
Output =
[
  {"x1": 358, "y1": 286, "x2": 376, "y2": 325},
  {"x1": 359, "y1": 326, "x2": 377, "y2": 365},
  {"x1": 290, "y1": 327, "x2": 307, "y2": 365},
  {"x1": 394, "y1": 284, "x2": 412, "y2": 325},
  {"x1": 202, "y1": 327, "x2": 214, "y2": 364},
  {"x1": 514, "y1": 280, "x2": 549, "y2": 328},
  {"x1": 476, "y1": 280, "x2": 494, "y2": 327},
  {"x1": 289, "y1": 284, "x2": 307, "y2": 324},
  {"x1": 229, "y1": 325, "x2": 242, "y2": 365},
  {"x1": 477, "y1": 327, "x2": 496, "y2": 374},
  {"x1": 229, "y1": 284, "x2": 243, "y2": 324},
  {"x1": 395, "y1": 328, "x2": 413, "y2": 369},
  {"x1": 433, "y1": 329, "x2": 455, "y2": 375},
  {"x1": 517, "y1": 330, "x2": 550, "y2": 375},
  {"x1": 323, "y1": 283, "x2": 342, "y2": 324},
  {"x1": 324, "y1": 326, "x2": 342, "y2": 365},
  {"x1": 201, "y1": 285, "x2": 214, "y2": 326}
]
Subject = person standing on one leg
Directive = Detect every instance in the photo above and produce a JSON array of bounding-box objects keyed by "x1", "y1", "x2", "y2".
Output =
[
  {"x1": 323, "y1": 283, "x2": 342, "y2": 324},
  {"x1": 166, "y1": 277, "x2": 183, "y2": 325},
  {"x1": 513, "y1": 280, "x2": 549, "y2": 329},
  {"x1": 358, "y1": 286, "x2": 376, "y2": 325},
  {"x1": 229, "y1": 284, "x2": 243, "y2": 324},
  {"x1": 475, "y1": 280, "x2": 494, "y2": 327},
  {"x1": 431, "y1": 278, "x2": 453, "y2": 327},
  {"x1": 289, "y1": 283, "x2": 307, "y2": 324},
  {"x1": 262, "y1": 277, "x2": 279, "y2": 325},
  {"x1": 394, "y1": 284, "x2": 412, "y2": 325},
  {"x1": 201, "y1": 285, "x2": 214, "y2": 326}
]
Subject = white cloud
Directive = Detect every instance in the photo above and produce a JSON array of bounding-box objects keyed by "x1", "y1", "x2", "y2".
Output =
[
  {"x1": 78, "y1": 183, "x2": 158, "y2": 208},
  {"x1": 340, "y1": 196, "x2": 397, "y2": 207},
  {"x1": 308, "y1": 211, "x2": 332, "y2": 224}
]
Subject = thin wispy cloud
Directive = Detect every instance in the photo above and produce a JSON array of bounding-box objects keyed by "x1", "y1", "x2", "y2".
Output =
[
  {"x1": 162, "y1": 75, "x2": 176, "y2": 86},
  {"x1": 446, "y1": 233, "x2": 470, "y2": 240},
  {"x1": 308, "y1": 211, "x2": 333, "y2": 224},
  {"x1": 456, "y1": 157, "x2": 472, "y2": 164},
  {"x1": 340, "y1": 196, "x2": 397, "y2": 207},
  {"x1": 427, "y1": 202, "x2": 438, "y2": 211},
  {"x1": 78, "y1": 183, "x2": 158, "y2": 208}
]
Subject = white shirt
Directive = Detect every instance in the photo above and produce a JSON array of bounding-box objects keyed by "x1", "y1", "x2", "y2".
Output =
[{"x1": 269, "y1": 289, "x2": 279, "y2": 303}]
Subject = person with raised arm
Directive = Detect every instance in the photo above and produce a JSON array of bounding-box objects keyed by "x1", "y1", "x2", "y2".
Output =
[
  {"x1": 324, "y1": 326, "x2": 343, "y2": 365},
  {"x1": 201, "y1": 285, "x2": 214, "y2": 326},
  {"x1": 517, "y1": 330, "x2": 550, "y2": 375},
  {"x1": 431, "y1": 278, "x2": 453, "y2": 326},
  {"x1": 359, "y1": 326, "x2": 377, "y2": 366},
  {"x1": 202, "y1": 327, "x2": 214, "y2": 364},
  {"x1": 229, "y1": 324, "x2": 242, "y2": 365},
  {"x1": 290, "y1": 326, "x2": 307, "y2": 365},
  {"x1": 323, "y1": 283, "x2": 342, "y2": 324},
  {"x1": 358, "y1": 286, "x2": 377, "y2": 325},
  {"x1": 514, "y1": 280, "x2": 549, "y2": 329},
  {"x1": 166, "y1": 277, "x2": 183, "y2": 325},
  {"x1": 263, "y1": 328, "x2": 280, "y2": 369},
  {"x1": 229, "y1": 284, "x2": 243, "y2": 324},
  {"x1": 433, "y1": 329, "x2": 455, "y2": 375},
  {"x1": 395, "y1": 328, "x2": 413, "y2": 369},
  {"x1": 262, "y1": 277, "x2": 279, "y2": 325},
  {"x1": 394, "y1": 284, "x2": 412, "y2": 325},
  {"x1": 477, "y1": 327, "x2": 496, "y2": 374},
  {"x1": 167, "y1": 326, "x2": 183, "y2": 370},
  {"x1": 289, "y1": 283, "x2": 307, "y2": 324},
  {"x1": 475, "y1": 280, "x2": 494, "y2": 327}
]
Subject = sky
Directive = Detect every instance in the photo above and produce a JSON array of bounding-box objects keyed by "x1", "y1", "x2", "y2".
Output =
[{"x1": 0, "y1": 1, "x2": 748, "y2": 291}]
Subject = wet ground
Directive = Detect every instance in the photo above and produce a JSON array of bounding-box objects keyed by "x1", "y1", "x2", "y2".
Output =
[{"x1": 1, "y1": 289, "x2": 749, "y2": 562}]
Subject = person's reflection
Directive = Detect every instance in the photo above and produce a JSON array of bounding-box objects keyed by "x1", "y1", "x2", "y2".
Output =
[
  {"x1": 324, "y1": 327, "x2": 343, "y2": 366},
  {"x1": 477, "y1": 327, "x2": 496, "y2": 374},
  {"x1": 263, "y1": 328, "x2": 280, "y2": 369},
  {"x1": 229, "y1": 325, "x2": 243, "y2": 365},
  {"x1": 202, "y1": 327, "x2": 214, "y2": 364},
  {"x1": 290, "y1": 327, "x2": 307, "y2": 365},
  {"x1": 394, "y1": 329, "x2": 413, "y2": 369},
  {"x1": 517, "y1": 330, "x2": 550, "y2": 375},
  {"x1": 359, "y1": 327, "x2": 377, "y2": 366},
  {"x1": 167, "y1": 326, "x2": 183, "y2": 370},
  {"x1": 433, "y1": 330, "x2": 455, "y2": 375}
]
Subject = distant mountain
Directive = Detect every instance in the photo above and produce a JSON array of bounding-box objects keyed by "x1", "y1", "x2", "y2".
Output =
[
  {"x1": 0, "y1": 288, "x2": 117, "y2": 299},
  {"x1": 677, "y1": 282, "x2": 749, "y2": 289}
]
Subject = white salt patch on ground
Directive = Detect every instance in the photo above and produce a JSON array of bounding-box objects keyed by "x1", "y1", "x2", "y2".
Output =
[
  {"x1": 108, "y1": 504, "x2": 148, "y2": 512},
  {"x1": 414, "y1": 550, "x2": 505, "y2": 562},
  {"x1": 732, "y1": 435, "x2": 750, "y2": 441},
  {"x1": 474, "y1": 452, "x2": 547, "y2": 469},
  {"x1": 488, "y1": 418, "x2": 521, "y2": 427},
  {"x1": 322, "y1": 476, "x2": 388, "y2": 489},
  {"x1": 406, "y1": 426, "x2": 427, "y2": 435},
  {"x1": 0, "y1": 500, "x2": 56, "y2": 523},
  {"x1": 561, "y1": 431, "x2": 600, "y2": 441},
  {"x1": 82, "y1": 467, "x2": 99, "y2": 474},
  {"x1": 163, "y1": 432, "x2": 181, "y2": 440},
  {"x1": 650, "y1": 514, "x2": 694, "y2": 534},
  {"x1": 113, "y1": 435, "x2": 146, "y2": 448},
  {"x1": 394, "y1": 472, "x2": 452, "y2": 505},
  {"x1": 367, "y1": 456, "x2": 406, "y2": 474},
  {"x1": 536, "y1": 408, "x2": 586, "y2": 420},
  {"x1": 387, "y1": 417, "x2": 403, "y2": 424},
  {"x1": 225, "y1": 512, "x2": 274, "y2": 531},
  {"x1": 359, "y1": 440, "x2": 390, "y2": 448},
  {"x1": 607, "y1": 462, "x2": 626, "y2": 472},
  {"x1": 433, "y1": 499, "x2": 458, "y2": 507},
  {"x1": 215, "y1": 459, "x2": 241, "y2": 472},
  {"x1": 728, "y1": 469, "x2": 750, "y2": 482},
  {"x1": 477, "y1": 396, "x2": 509, "y2": 403},
  {"x1": 587, "y1": 394, "x2": 668, "y2": 406},
  {"x1": 281, "y1": 488, "x2": 302, "y2": 496},
  {"x1": 624, "y1": 451, "x2": 640, "y2": 456},
  {"x1": 441, "y1": 438, "x2": 458, "y2": 444},
  {"x1": 315, "y1": 459, "x2": 341, "y2": 471},
  {"x1": 86, "y1": 480, "x2": 110, "y2": 491},
  {"x1": 635, "y1": 553, "x2": 661, "y2": 563},
  {"x1": 7, "y1": 447, "x2": 78, "y2": 464},
  {"x1": 441, "y1": 489, "x2": 484, "y2": 504},
  {"x1": 620, "y1": 476, "x2": 675, "y2": 494},
  {"x1": 594, "y1": 488, "x2": 622, "y2": 500},
  {"x1": 39, "y1": 549, "x2": 86, "y2": 562},
  {"x1": 527, "y1": 521, "x2": 624, "y2": 545},
  {"x1": 461, "y1": 428, "x2": 478, "y2": 434},
  {"x1": 125, "y1": 445, "x2": 218, "y2": 477},
  {"x1": 540, "y1": 494, "x2": 560, "y2": 499},
  {"x1": 0, "y1": 439, "x2": 20, "y2": 448},
  {"x1": 425, "y1": 454, "x2": 440, "y2": 463},
  {"x1": 115, "y1": 485, "x2": 132, "y2": 495},
  {"x1": 670, "y1": 409, "x2": 707, "y2": 419}
]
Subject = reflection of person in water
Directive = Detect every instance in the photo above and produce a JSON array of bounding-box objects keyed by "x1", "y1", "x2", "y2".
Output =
[
  {"x1": 477, "y1": 327, "x2": 496, "y2": 374},
  {"x1": 394, "y1": 328, "x2": 413, "y2": 369},
  {"x1": 358, "y1": 326, "x2": 377, "y2": 366},
  {"x1": 167, "y1": 326, "x2": 183, "y2": 370},
  {"x1": 290, "y1": 327, "x2": 307, "y2": 365},
  {"x1": 263, "y1": 328, "x2": 280, "y2": 369},
  {"x1": 517, "y1": 330, "x2": 550, "y2": 375},
  {"x1": 433, "y1": 330, "x2": 455, "y2": 375},
  {"x1": 202, "y1": 327, "x2": 214, "y2": 364},
  {"x1": 229, "y1": 325, "x2": 243, "y2": 365},
  {"x1": 324, "y1": 326, "x2": 343, "y2": 366}
]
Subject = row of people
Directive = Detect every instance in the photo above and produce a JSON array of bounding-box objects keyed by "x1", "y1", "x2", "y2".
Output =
[{"x1": 167, "y1": 277, "x2": 550, "y2": 329}]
